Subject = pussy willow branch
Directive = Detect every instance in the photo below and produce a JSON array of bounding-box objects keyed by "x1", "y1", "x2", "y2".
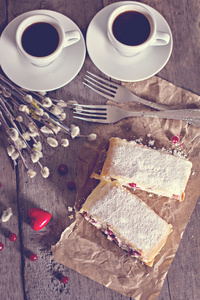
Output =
[
  {"x1": 0, "y1": 111, "x2": 29, "y2": 169},
  {"x1": 0, "y1": 96, "x2": 32, "y2": 151},
  {"x1": 0, "y1": 72, "x2": 98, "y2": 178},
  {"x1": 0, "y1": 74, "x2": 71, "y2": 134}
]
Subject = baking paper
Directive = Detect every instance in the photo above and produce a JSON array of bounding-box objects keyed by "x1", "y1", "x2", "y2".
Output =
[{"x1": 52, "y1": 76, "x2": 200, "y2": 299}]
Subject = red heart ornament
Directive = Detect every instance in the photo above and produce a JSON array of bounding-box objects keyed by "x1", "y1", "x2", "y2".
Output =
[{"x1": 28, "y1": 208, "x2": 52, "y2": 231}]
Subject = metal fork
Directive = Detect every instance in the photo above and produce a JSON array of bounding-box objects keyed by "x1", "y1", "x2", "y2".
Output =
[
  {"x1": 83, "y1": 72, "x2": 200, "y2": 127},
  {"x1": 73, "y1": 104, "x2": 200, "y2": 126},
  {"x1": 83, "y1": 71, "x2": 169, "y2": 110}
]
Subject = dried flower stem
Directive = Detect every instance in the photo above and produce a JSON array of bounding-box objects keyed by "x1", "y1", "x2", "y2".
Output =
[
  {"x1": 0, "y1": 111, "x2": 29, "y2": 169},
  {"x1": 0, "y1": 75, "x2": 70, "y2": 133},
  {"x1": 0, "y1": 96, "x2": 32, "y2": 151},
  {"x1": 0, "y1": 73, "x2": 97, "y2": 178}
]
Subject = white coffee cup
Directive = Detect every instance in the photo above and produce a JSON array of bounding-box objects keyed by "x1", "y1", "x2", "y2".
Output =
[
  {"x1": 107, "y1": 3, "x2": 170, "y2": 57},
  {"x1": 16, "y1": 14, "x2": 81, "y2": 67}
]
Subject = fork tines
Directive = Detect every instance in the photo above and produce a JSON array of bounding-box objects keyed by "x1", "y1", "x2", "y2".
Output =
[
  {"x1": 83, "y1": 71, "x2": 118, "y2": 101},
  {"x1": 73, "y1": 103, "x2": 107, "y2": 122}
]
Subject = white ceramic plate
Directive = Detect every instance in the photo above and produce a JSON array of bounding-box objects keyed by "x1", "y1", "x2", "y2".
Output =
[
  {"x1": 86, "y1": 1, "x2": 173, "y2": 82},
  {"x1": 0, "y1": 10, "x2": 86, "y2": 91}
]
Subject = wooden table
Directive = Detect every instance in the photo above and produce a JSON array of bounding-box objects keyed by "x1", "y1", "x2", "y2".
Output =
[{"x1": 0, "y1": 1, "x2": 199, "y2": 299}]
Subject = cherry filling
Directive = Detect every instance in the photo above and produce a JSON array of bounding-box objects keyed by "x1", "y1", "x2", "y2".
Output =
[
  {"x1": 106, "y1": 229, "x2": 119, "y2": 245},
  {"x1": 106, "y1": 228, "x2": 114, "y2": 236},
  {"x1": 90, "y1": 218, "x2": 97, "y2": 224},
  {"x1": 81, "y1": 212, "x2": 97, "y2": 223},
  {"x1": 129, "y1": 249, "x2": 141, "y2": 257}
]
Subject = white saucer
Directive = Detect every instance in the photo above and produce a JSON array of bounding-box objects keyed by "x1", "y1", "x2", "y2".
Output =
[
  {"x1": 0, "y1": 10, "x2": 86, "y2": 91},
  {"x1": 86, "y1": 1, "x2": 173, "y2": 82}
]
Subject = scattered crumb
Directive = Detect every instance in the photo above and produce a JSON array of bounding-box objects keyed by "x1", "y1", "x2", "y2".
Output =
[
  {"x1": 1, "y1": 207, "x2": 13, "y2": 222},
  {"x1": 134, "y1": 138, "x2": 143, "y2": 144},
  {"x1": 148, "y1": 140, "x2": 155, "y2": 146},
  {"x1": 68, "y1": 206, "x2": 73, "y2": 212},
  {"x1": 161, "y1": 147, "x2": 167, "y2": 152},
  {"x1": 173, "y1": 149, "x2": 187, "y2": 158},
  {"x1": 68, "y1": 215, "x2": 74, "y2": 220}
]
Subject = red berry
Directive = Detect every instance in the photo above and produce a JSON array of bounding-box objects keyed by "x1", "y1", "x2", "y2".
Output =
[
  {"x1": 129, "y1": 183, "x2": 136, "y2": 188},
  {"x1": 8, "y1": 233, "x2": 17, "y2": 241},
  {"x1": 61, "y1": 276, "x2": 68, "y2": 284},
  {"x1": 58, "y1": 164, "x2": 68, "y2": 175},
  {"x1": 0, "y1": 242, "x2": 4, "y2": 251},
  {"x1": 67, "y1": 181, "x2": 76, "y2": 190},
  {"x1": 29, "y1": 254, "x2": 38, "y2": 261},
  {"x1": 171, "y1": 136, "x2": 179, "y2": 144}
]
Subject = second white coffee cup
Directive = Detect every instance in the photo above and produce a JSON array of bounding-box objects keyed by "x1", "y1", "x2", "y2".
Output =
[
  {"x1": 107, "y1": 3, "x2": 170, "y2": 57},
  {"x1": 16, "y1": 14, "x2": 81, "y2": 67}
]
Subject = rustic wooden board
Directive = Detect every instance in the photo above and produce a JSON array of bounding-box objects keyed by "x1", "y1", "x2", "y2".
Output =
[
  {"x1": 0, "y1": 0, "x2": 199, "y2": 299},
  {"x1": 0, "y1": 140, "x2": 25, "y2": 300},
  {"x1": 0, "y1": 2, "x2": 24, "y2": 300}
]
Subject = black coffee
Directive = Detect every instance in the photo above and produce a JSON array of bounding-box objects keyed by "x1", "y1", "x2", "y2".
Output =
[
  {"x1": 112, "y1": 11, "x2": 151, "y2": 46},
  {"x1": 21, "y1": 22, "x2": 59, "y2": 57}
]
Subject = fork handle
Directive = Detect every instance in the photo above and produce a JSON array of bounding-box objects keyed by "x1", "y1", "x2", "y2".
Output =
[
  {"x1": 122, "y1": 108, "x2": 200, "y2": 123},
  {"x1": 128, "y1": 95, "x2": 200, "y2": 127},
  {"x1": 128, "y1": 93, "x2": 170, "y2": 111}
]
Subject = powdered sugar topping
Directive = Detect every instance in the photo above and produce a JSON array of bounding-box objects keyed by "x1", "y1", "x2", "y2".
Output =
[{"x1": 89, "y1": 183, "x2": 171, "y2": 254}]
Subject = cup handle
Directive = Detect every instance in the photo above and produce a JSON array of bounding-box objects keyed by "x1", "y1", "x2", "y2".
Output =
[
  {"x1": 63, "y1": 30, "x2": 80, "y2": 48},
  {"x1": 151, "y1": 31, "x2": 170, "y2": 46}
]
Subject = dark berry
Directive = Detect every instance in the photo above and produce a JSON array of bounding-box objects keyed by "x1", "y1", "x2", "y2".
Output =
[
  {"x1": 8, "y1": 233, "x2": 17, "y2": 241},
  {"x1": 29, "y1": 254, "x2": 38, "y2": 261},
  {"x1": 61, "y1": 276, "x2": 68, "y2": 284},
  {"x1": 0, "y1": 242, "x2": 4, "y2": 251},
  {"x1": 58, "y1": 164, "x2": 68, "y2": 175},
  {"x1": 67, "y1": 181, "x2": 76, "y2": 190}
]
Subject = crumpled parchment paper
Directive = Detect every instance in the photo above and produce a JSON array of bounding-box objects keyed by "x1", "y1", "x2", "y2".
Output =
[{"x1": 52, "y1": 76, "x2": 200, "y2": 299}]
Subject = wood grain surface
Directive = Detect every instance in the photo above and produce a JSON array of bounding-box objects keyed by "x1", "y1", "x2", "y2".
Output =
[{"x1": 0, "y1": 1, "x2": 199, "y2": 300}]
